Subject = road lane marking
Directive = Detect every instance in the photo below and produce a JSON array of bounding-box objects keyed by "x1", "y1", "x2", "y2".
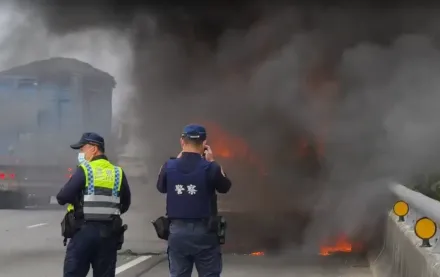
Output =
[
  {"x1": 26, "y1": 223, "x2": 48, "y2": 229},
  {"x1": 116, "y1": 255, "x2": 152, "y2": 275}
]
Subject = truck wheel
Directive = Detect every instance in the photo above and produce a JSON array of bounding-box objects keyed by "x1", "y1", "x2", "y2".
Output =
[
  {"x1": 8, "y1": 191, "x2": 25, "y2": 209},
  {"x1": 0, "y1": 192, "x2": 6, "y2": 209},
  {"x1": 0, "y1": 191, "x2": 23, "y2": 209}
]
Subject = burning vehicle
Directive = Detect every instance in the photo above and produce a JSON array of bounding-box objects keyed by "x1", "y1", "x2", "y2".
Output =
[{"x1": 196, "y1": 66, "x2": 376, "y2": 255}]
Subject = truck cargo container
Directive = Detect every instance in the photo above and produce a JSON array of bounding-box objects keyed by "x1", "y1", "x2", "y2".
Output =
[{"x1": 0, "y1": 57, "x2": 115, "y2": 208}]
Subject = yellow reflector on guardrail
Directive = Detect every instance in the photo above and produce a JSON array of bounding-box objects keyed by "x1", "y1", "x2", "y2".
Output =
[
  {"x1": 415, "y1": 217, "x2": 437, "y2": 247},
  {"x1": 393, "y1": 200, "x2": 409, "y2": 221}
]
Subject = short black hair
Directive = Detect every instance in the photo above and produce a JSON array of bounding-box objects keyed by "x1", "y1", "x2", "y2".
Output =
[
  {"x1": 96, "y1": 145, "x2": 105, "y2": 153},
  {"x1": 182, "y1": 137, "x2": 204, "y2": 146}
]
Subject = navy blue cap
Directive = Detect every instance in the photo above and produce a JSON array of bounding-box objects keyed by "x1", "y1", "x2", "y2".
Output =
[
  {"x1": 70, "y1": 132, "x2": 105, "y2": 150},
  {"x1": 181, "y1": 124, "x2": 207, "y2": 141}
]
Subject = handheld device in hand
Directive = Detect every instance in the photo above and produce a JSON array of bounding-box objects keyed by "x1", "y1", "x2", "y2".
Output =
[{"x1": 202, "y1": 147, "x2": 208, "y2": 157}]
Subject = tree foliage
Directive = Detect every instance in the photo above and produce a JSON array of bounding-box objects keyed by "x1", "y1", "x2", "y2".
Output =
[{"x1": 410, "y1": 173, "x2": 440, "y2": 201}]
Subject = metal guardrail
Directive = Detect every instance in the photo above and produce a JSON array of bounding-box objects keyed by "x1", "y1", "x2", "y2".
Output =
[
  {"x1": 390, "y1": 183, "x2": 440, "y2": 225},
  {"x1": 370, "y1": 183, "x2": 440, "y2": 277},
  {"x1": 389, "y1": 182, "x2": 440, "y2": 250}
]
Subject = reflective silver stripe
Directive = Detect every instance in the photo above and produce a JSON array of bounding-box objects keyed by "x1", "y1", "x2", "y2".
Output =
[
  {"x1": 83, "y1": 207, "x2": 121, "y2": 215},
  {"x1": 83, "y1": 195, "x2": 120, "y2": 203},
  {"x1": 84, "y1": 214, "x2": 113, "y2": 221},
  {"x1": 83, "y1": 202, "x2": 120, "y2": 209}
]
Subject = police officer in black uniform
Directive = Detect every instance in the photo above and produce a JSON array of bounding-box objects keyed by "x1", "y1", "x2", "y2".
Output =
[
  {"x1": 157, "y1": 124, "x2": 232, "y2": 277},
  {"x1": 57, "y1": 132, "x2": 131, "y2": 277}
]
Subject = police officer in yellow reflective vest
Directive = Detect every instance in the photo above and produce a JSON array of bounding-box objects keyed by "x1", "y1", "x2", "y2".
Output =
[{"x1": 57, "y1": 132, "x2": 131, "y2": 277}]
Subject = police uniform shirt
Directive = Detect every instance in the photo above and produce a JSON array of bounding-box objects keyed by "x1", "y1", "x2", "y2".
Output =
[{"x1": 156, "y1": 152, "x2": 231, "y2": 218}]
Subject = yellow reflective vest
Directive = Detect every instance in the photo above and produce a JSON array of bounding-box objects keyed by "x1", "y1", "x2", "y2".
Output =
[{"x1": 67, "y1": 158, "x2": 123, "y2": 221}]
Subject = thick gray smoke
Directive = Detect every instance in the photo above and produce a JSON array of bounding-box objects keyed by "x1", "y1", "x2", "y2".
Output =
[
  {"x1": 125, "y1": 6, "x2": 440, "y2": 246},
  {"x1": 15, "y1": 1, "x2": 440, "y2": 249},
  {"x1": 0, "y1": 1, "x2": 134, "y2": 169},
  {"x1": 0, "y1": 1, "x2": 133, "y2": 130}
]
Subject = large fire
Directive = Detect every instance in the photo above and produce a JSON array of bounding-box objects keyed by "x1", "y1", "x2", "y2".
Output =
[
  {"x1": 319, "y1": 234, "x2": 363, "y2": 256},
  {"x1": 201, "y1": 121, "x2": 267, "y2": 176}
]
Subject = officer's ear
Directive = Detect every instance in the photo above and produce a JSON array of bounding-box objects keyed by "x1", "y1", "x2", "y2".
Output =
[{"x1": 90, "y1": 144, "x2": 99, "y2": 155}]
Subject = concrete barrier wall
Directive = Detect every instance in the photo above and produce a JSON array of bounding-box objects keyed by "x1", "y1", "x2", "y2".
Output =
[{"x1": 371, "y1": 212, "x2": 440, "y2": 277}]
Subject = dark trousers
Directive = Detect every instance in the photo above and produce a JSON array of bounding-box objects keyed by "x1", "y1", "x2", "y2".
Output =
[
  {"x1": 168, "y1": 220, "x2": 222, "y2": 277},
  {"x1": 63, "y1": 222, "x2": 118, "y2": 277}
]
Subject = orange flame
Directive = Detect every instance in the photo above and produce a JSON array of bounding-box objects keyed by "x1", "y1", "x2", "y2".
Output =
[
  {"x1": 250, "y1": 251, "x2": 265, "y2": 256},
  {"x1": 319, "y1": 234, "x2": 360, "y2": 256},
  {"x1": 200, "y1": 121, "x2": 267, "y2": 176}
]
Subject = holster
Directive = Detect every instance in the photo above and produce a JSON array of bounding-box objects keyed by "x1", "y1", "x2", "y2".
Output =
[
  {"x1": 151, "y1": 216, "x2": 170, "y2": 240},
  {"x1": 111, "y1": 216, "x2": 123, "y2": 233},
  {"x1": 61, "y1": 211, "x2": 79, "y2": 246},
  {"x1": 116, "y1": 224, "x2": 128, "y2": 250},
  {"x1": 208, "y1": 216, "x2": 227, "y2": 245},
  {"x1": 109, "y1": 216, "x2": 127, "y2": 250}
]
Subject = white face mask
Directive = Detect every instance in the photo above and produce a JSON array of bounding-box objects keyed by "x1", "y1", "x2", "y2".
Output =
[{"x1": 77, "y1": 152, "x2": 86, "y2": 164}]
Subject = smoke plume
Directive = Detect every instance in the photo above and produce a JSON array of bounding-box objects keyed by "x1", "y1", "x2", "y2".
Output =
[{"x1": 8, "y1": 0, "x2": 440, "y2": 249}]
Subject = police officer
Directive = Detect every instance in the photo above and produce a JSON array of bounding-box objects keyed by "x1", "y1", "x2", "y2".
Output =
[
  {"x1": 57, "y1": 132, "x2": 131, "y2": 277},
  {"x1": 157, "y1": 124, "x2": 232, "y2": 277}
]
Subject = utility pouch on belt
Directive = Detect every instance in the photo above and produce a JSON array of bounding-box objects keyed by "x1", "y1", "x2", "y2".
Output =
[
  {"x1": 151, "y1": 216, "x2": 170, "y2": 240},
  {"x1": 208, "y1": 216, "x2": 227, "y2": 245},
  {"x1": 61, "y1": 211, "x2": 77, "y2": 246}
]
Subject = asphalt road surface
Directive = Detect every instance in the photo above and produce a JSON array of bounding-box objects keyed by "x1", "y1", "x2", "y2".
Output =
[
  {"x1": 0, "y1": 180, "x2": 374, "y2": 277},
  {"x1": 0, "y1": 208, "x2": 166, "y2": 277},
  {"x1": 142, "y1": 254, "x2": 374, "y2": 277},
  {"x1": 0, "y1": 207, "x2": 373, "y2": 276},
  {"x1": 0, "y1": 182, "x2": 167, "y2": 277}
]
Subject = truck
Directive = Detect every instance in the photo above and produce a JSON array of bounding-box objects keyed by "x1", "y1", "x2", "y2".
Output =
[{"x1": 0, "y1": 57, "x2": 116, "y2": 209}]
